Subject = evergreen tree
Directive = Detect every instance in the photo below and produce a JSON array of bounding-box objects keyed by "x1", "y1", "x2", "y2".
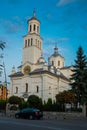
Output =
[{"x1": 70, "y1": 46, "x2": 87, "y2": 104}]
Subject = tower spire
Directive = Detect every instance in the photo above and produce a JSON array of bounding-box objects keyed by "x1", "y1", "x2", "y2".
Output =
[
  {"x1": 33, "y1": 8, "x2": 36, "y2": 18},
  {"x1": 54, "y1": 42, "x2": 58, "y2": 55}
]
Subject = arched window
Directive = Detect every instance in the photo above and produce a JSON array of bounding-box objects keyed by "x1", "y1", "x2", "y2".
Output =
[
  {"x1": 49, "y1": 86, "x2": 51, "y2": 94},
  {"x1": 16, "y1": 87, "x2": 18, "y2": 94},
  {"x1": 33, "y1": 24, "x2": 36, "y2": 31},
  {"x1": 31, "y1": 38, "x2": 33, "y2": 46},
  {"x1": 37, "y1": 26, "x2": 39, "y2": 33},
  {"x1": 52, "y1": 61, "x2": 54, "y2": 66},
  {"x1": 58, "y1": 61, "x2": 60, "y2": 66},
  {"x1": 35, "y1": 39, "x2": 37, "y2": 46},
  {"x1": 30, "y1": 25, "x2": 32, "y2": 32},
  {"x1": 36, "y1": 86, "x2": 39, "y2": 93},
  {"x1": 28, "y1": 39, "x2": 30, "y2": 46},
  {"x1": 40, "y1": 42, "x2": 41, "y2": 49},
  {"x1": 25, "y1": 83, "x2": 28, "y2": 93}
]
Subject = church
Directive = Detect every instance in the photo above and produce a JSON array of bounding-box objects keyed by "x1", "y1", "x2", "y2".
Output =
[{"x1": 9, "y1": 11, "x2": 73, "y2": 102}]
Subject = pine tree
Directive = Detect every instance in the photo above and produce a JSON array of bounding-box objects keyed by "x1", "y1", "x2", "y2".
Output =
[{"x1": 70, "y1": 46, "x2": 87, "y2": 104}]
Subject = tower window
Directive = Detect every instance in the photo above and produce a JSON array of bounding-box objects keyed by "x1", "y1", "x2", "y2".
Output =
[
  {"x1": 28, "y1": 39, "x2": 30, "y2": 46},
  {"x1": 25, "y1": 83, "x2": 28, "y2": 93},
  {"x1": 31, "y1": 38, "x2": 33, "y2": 46},
  {"x1": 37, "y1": 26, "x2": 39, "y2": 33},
  {"x1": 58, "y1": 61, "x2": 60, "y2": 66},
  {"x1": 30, "y1": 25, "x2": 32, "y2": 32},
  {"x1": 52, "y1": 61, "x2": 54, "y2": 66},
  {"x1": 33, "y1": 24, "x2": 36, "y2": 31},
  {"x1": 36, "y1": 86, "x2": 39, "y2": 93},
  {"x1": 35, "y1": 39, "x2": 37, "y2": 46},
  {"x1": 49, "y1": 86, "x2": 51, "y2": 94}
]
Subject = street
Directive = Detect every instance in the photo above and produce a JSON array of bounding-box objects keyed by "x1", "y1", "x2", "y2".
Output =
[{"x1": 0, "y1": 117, "x2": 87, "y2": 130}]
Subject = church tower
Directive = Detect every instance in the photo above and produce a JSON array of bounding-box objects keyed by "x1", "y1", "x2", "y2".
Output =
[
  {"x1": 48, "y1": 45, "x2": 64, "y2": 68},
  {"x1": 22, "y1": 10, "x2": 43, "y2": 65}
]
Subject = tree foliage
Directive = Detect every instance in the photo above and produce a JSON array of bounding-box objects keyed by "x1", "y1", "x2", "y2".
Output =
[
  {"x1": 8, "y1": 96, "x2": 22, "y2": 105},
  {"x1": 70, "y1": 46, "x2": 87, "y2": 104},
  {"x1": 56, "y1": 90, "x2": 75, "y2": 104},
  {"x1": 27, "y1": 95, "x2": 42, "y2": 109},
  {"x1": 0, "y1": 100, "x2": 6, "y2": 110},
  {"x1": 0, "y1": 41, "x2": 5, "y2": 50}
]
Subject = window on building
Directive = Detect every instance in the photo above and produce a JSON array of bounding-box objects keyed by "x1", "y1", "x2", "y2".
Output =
[
  {"x1": 35, "y1": 39, "x2": 37, "y2": 46},
  {"x1": 63, "y1": 62, "x2": 64, "y2": 67},
  {"x1": 40, "y1": 42, "x2": 41, "y2": 49},
  {"x1": 31, "y1": 38, "x2": 33, "y2": 46},
  {"x1": 30, "y1": 25, "x2": 32, "y2": 32},
  {"x1": 16, "y1": 87, "x2": 18, "y2": 94},
  {"x1": 37, "y1": 26, "x2": 39, "y2": 33},
  {"x1": 58, "y1": 61, "x2": 60, "y2": 66},
  {"x1": 49, "y1": 86, "x2": 51, "y2": 94},
  {"x1": 33, "y1": 24, "x2": 36, "y2": 31},
  {"x1": 36, "y1": 86, "x2": 39, "y2": 93},
  {"x1": 28, "y1": 39, "x2": 30, "y2": 46},
  {"x1": 52, "y1": 61, "x2": 54, "y2": 66},
  {"x1": 25, "y1": 83, "x2": 28, "y2": 93}
]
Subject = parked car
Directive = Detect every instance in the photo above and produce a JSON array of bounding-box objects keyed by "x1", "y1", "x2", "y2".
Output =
[{"x1": 15, "y1": 108, "x2": 43, "y2": 120}]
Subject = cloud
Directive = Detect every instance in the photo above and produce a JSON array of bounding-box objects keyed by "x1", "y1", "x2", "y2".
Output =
[
  {"x1": 44, "y1": 38, "x2": 69, "y2": 45},
  {"x1": 4, "y1": 21, "x2": 23, "y2": 33},
  {"x1": 0, "y1": 17, "x2": 24, "y2": 33},
  {"x1": 56, "y1": 0, "x2": 76, "y2": 6}
]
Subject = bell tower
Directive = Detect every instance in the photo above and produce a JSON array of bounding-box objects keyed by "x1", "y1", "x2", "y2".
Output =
[{"x1": 23, "y1": 10, "x2": 43, "y2": 65}]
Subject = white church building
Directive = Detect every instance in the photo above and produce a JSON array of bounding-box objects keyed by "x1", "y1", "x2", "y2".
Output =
[{"x1": 9, "y1": 11, "x2": 73, "y2": 102}]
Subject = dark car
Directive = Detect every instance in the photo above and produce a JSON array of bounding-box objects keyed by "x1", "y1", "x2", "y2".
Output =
[{"x1": 15, "y1": 108, "x2": 43, "y2": 120}]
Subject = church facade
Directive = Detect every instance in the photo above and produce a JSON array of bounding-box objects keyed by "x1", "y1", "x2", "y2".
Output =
[{"x1": 9, "y1": 11, "x2": 73, "y2": 102}]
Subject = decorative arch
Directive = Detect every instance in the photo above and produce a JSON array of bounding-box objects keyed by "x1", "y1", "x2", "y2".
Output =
[{"x1": 23, "y1": 65, "x2": 31, "y2": 75}]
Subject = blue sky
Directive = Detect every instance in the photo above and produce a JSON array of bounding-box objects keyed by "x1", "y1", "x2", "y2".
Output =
[{"x1": 0, "y1": 0, "x2": 87, "y2": 83}]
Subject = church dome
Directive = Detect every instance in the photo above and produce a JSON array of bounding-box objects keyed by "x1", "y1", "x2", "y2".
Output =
[
  {"x1": 50, "y1": 46, "x2": 63, "y2": 58},
  {"x1": 38, "y1": 55, "x2": 45, "y2": 64},
  {"x1": 27, "y1": 9, "x2": 40, "y2": 23}
]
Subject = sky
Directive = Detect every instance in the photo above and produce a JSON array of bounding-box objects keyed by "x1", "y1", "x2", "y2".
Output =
[{"x1": 0, "y1": 0, "x2": 87, "y2": 84}]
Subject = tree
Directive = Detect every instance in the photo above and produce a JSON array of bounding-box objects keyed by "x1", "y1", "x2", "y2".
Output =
[
  {"x1": 27, "y1": 95, "x2": 42, "y2": 109},
  {"x1": 8, "y1": 96, "x2": 22, "y2": 105},
  {"x1": 0, "y1": 41, "x2": 5, "y2": 78},
  {"x1": 56, "y1": 90, "x2": 75, "y2": 104},
  {"x1": 70, "y1": 46, "x2": 87, "y2": 105},
  {"x1": 0, "y1": 41, "x2": 5, "y2": 50}
]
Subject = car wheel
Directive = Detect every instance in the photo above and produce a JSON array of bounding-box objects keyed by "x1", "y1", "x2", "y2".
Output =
[{"x1": 29, "y1": 115, "x2": 33, "y2": 120}]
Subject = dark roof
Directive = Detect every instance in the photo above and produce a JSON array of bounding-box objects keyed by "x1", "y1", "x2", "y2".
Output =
[
  {"x1": 30, "y1": 68, "x2": 70, "y2": 82},
  {"x1": 51, "y1": 53, "x2": 64, "y2": 58},
  {"x1": 9, "y1": 71, "x2": 24, "y2": 77},
  {"x1": 9, "y1": 68, "x2": 70, "y2": 82},
  {"x1": 49, "y1": 46, "x2": 64, "y2": 58},
  {"x1": 18, "y1": 65, "x2": 22, "y2": 68},
  {"x1": 29, "y1": 17, "x2": 40, "y2": 23}
]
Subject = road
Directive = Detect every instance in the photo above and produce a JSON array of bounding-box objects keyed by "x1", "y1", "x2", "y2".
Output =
[{"x1": 0, "y1": 117, "x2": 87, "y2": 130}]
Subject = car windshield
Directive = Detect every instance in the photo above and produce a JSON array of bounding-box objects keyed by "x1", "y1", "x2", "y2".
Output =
[{"x1": 20, "y1": 108, "x2": 39, "y2": 113}]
